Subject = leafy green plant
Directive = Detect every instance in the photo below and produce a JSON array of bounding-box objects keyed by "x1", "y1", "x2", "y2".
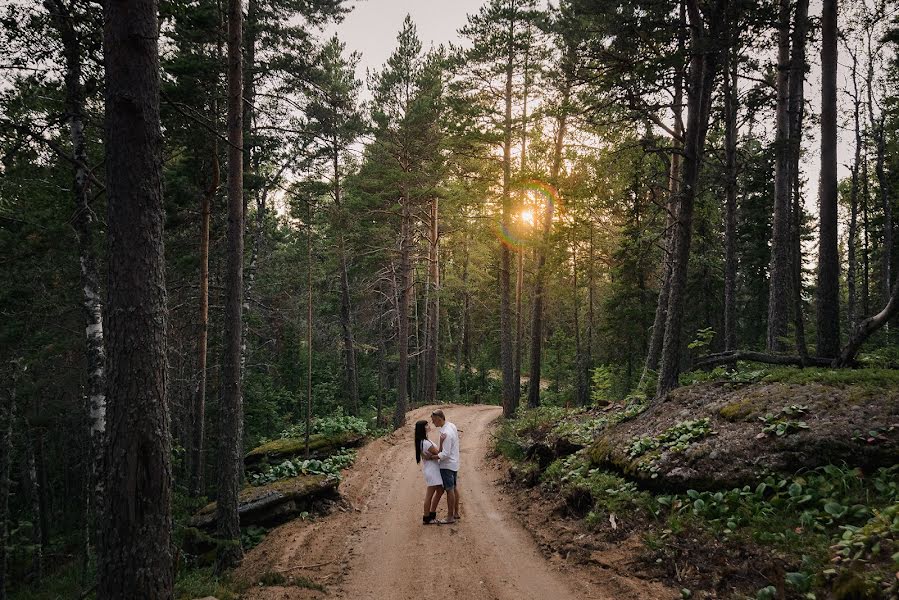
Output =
[
  {"x1": 627, "y1": 418, "x2": 712, "y2": 459},
  {"x1": 249, "y1": 447, "x2": 357, "y2": 486},
  {"x1": 758, "y1": 405, "x2": 810, "y2": 437},
  {"x1": 687, "y1": 327, "x2": 715, "y2": 353}
]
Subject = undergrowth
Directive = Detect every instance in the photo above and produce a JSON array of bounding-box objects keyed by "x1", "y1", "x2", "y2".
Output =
[{"x1": 496, "y1": 399, "x2": 899, "y2": 599}]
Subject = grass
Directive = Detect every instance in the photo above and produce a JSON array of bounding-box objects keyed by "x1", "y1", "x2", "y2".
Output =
[{"x1": 681, "y1": 363, "x2": 899, "y2": 389}]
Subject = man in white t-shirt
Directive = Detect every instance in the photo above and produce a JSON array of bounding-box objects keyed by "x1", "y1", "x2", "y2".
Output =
[{"x1": 430, "y1": 409, "x2": 460, "y2": 524}]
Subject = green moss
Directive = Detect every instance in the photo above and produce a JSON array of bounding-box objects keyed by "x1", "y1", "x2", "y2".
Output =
[
  {"x1": 762, "y1": 367, "x2": 899, "y2": 388},
  {"x1": 831, "y1": 570, "x2": 878, "y2": 600},
  {"x1": 245, "y1": 431, "x2": 362, "y2": 463},
  {"x1": 718, "y1": 399, "x2": 757, "y2": 421}
]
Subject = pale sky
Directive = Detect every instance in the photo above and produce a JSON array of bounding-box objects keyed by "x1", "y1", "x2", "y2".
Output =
[{"x1": 332, "y1": 0, "x2": 487, "y2": 79}]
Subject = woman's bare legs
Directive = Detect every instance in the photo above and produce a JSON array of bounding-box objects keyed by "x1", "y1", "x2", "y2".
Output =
[
  {"x1": 429, "y1": 487, "x2": 444, "y2": 514},
  {"x1": 423, "y1": 485, "x2": 439, "y2": 517}
]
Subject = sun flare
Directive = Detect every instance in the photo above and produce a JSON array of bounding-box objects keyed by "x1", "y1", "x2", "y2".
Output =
[{"x1": 520, "y1": 209, "x2": 535, "y2": 227}]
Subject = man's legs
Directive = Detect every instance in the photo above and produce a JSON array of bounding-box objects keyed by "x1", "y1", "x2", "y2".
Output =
[{"x1": 444, "y1": 489, "x2": 457, "y2": 523}]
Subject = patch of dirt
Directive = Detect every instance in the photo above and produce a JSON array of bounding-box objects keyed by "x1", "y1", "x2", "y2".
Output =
[
  {"x1": 590, "y1": 381, "x2": 899, "y2": 491},
  {"x1": 234, "y1": 404, "x2": 676, "y2": 599}
]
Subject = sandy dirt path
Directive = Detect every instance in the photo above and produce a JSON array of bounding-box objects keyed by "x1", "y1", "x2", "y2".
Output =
[{"x1": 238, "y1": 404, "x2": 674, "y2": 600}]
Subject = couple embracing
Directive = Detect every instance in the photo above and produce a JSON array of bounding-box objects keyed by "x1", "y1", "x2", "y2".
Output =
[{"x1": 414, "y1": 409, "x2": 461, "y2": 525}]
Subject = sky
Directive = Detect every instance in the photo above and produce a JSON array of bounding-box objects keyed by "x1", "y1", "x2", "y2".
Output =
[{"x1": 331, "y1": 0, "x2": 486, "y2": 79}]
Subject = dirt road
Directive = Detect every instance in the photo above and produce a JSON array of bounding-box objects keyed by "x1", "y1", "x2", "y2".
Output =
[{"x1": 238, "y1": 404, "x2": 674, "y2": 600}]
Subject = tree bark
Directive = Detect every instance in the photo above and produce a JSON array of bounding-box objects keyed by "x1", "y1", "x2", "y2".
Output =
[
  {"x1": 642, "y1": 0, "x2": 686, "y2": 386},
  {"x1": 723, "y1": 13, "x2": 738, "y2": 352},
  {"x1": 424, "y1": 198, "x2": 440, "y2": 405},
  {"x1": 847, "y1": 49, "x2": 862, "y2": 331},
  {"x1": 190, "y1": 151, "x2": 218, "y2": 498},
  {"x1": 334, "y1": 149, "x2": 360, "y2": 416},
  {"x1": 306, "y1": 200, "x2": 313, "y2": 455},
  {"x1": 97, "y1": 0, "x2": 173, "y2": 593},
  {"x1": 23, "y1": 418, "x2": 43, "y2": 582},
  {"x1": 0, "y1": 375, "x2": 15, "y2": 600},
  {"x1": 394, "y1": 201, "x2": 412, "y2": 428},
  {"x1": 44, "y1": 0, "x2": 107, "y2": 521},
  {"x1": 816, "y1": 0, "x2": 841, "y2": 358},
  {"x1": 866, "y1": 44, "x2": 891, "y2": 312},
  {"x1": 788, "y1": 0, "x2": 809, "y2": 359},
  {"x1": 837, "y1": 275, "x2": 899, "y2": 366},
  {"x1": 656, "y1": 0, "x2": 727, "y2": 397},
  {"x1": 215, "y1": 0, "x2": 245, "y2": 571},
  {"x1": 499, "y1": 13, "x2": 516, "y2": 418},
  {"x1": 527, "y1": 84, "x2": 568, "y2": 409},
  {"x1": 766, "y1": 0, "x2": 792, "y2": 352}
]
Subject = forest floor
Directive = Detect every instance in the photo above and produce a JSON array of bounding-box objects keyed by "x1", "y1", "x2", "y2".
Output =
[{"x1": 233, "y1": 403, "x2": 675, "y2": 600}]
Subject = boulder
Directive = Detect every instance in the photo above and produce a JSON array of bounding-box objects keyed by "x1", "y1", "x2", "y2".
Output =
[
  {"x1": 244, "y1": 431, "x2": 364, "y2": 470},
  {"x1": 189, "y1": 474, "x2": 339, "y2": 530},
  {"x1": 588, "y1": 381, "x2": 899, "y2": 491}
]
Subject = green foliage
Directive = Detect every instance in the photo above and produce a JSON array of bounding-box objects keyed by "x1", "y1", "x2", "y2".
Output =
[
  {"x1": 758, "y1": 405, "x2": 811, "y2": 437},
  {"x1": 687, "y1": 327, "x2": 716, "y2": 353},
  {"x1": 681, "y1": 363, "x2": 899, "y2": 388},
  {"x1": 626, "y1": 418, "x2": 712, "y2": 459},
  {"x1": 541, "y1": 452, "x2": 653, "y2": 521},
  {"x1": 249, "y1": 448, "x2": 357, "y2": 486},
  {"x1": 174, "y1": 566, "x2": 241, "y2": 600},
  {"x1": 825, "y1": 502, "x2": 899, "y2": 598}
]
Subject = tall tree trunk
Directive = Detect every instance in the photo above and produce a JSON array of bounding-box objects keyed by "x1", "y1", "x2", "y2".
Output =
[
  {"x1": 334, "y1": 149, "x2": 360, "y2": 415},
  {"x1": 44, "y1": 0, "x2": 107, "y2": 538},
  {"x1": 572, "y1": 241, "x2": 581, "y2": 407},
  {"x1": 0, "y1": 376, "x2": 15, "y2": 600},
  {"x1": 657, "y1": 0, "x2": 727, "y2": 397},
  {"x1": 789, "y1": 0, "x2": 809, "y2": 358},
  {"x1": 513, "y1": 37, "x2": 530, "y2": 410},
  {"x1": 499, "y1": 15, "x2": 516, "y2": 418},
  {"x1": 527, "y1": 84, "x2": 568, "y2": 408},
  {"x1": 642, "y1": 0, "x2": 686, "y2": 386},
  {"x1": 97, "y1": 0, "x2": 173, "y2": 593},
  {"x1": 867, "y1": 53, "x2": 891, "y2": 312},
  {"x1": 425, "y1": 198, "x2": 439, "y2": 405},
  {"x1": 23, "y1": 418, "x2": 42, "y2": 582},
  {"x1": 462, "y1": 235, "x2": 471, "y2": 376},
  {"x1": 241, "y1": 0, "x2": 261, "y2": 373},
  {"x1": 723, "y1": 15, "x2": 739, "y2": 352},
  {"x1": 190, "y1": 151, "x2": 218, "y2": 498},
  {"x1": 305, "y1": 200, "x2": 313, "y2": 456},
  {"x1": 848, "y1": 49, "x2": 862, "y2": 330},
  {"x1": 215, "y1": 0, "x2": 245, "y2": 571},
  {"x1": 816, "y1": 0, "x2": 840, "y2": 358},
  {"x1": 394, "y1": 202, "x2": 413, "y2": 428},
  {"x1": 581, "y1": 227, "x2": 594, "y2": 404},
  {"x1": 513, "y1": 247, "x2": 523, "y2": 409},
  {"x1": 863, "y1": 155, "x2": 871, "y2": 316},
  {"x1": 766, "y1": 0, "x2": 792, "y2": 352}
]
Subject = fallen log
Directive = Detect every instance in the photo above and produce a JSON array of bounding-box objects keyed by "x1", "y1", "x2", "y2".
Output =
[
  {"x1": 189, "y1": 474, "x2": 339, "y2": 530},
  {"x1": 244, "y1": 431, "x2": 364, "y2": 470},
  {"x1": 693, "y1": 351, "x2": 832, "y2": 369}
]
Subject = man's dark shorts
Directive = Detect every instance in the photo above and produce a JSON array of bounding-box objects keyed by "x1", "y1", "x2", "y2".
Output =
[{"x1": 440, "y1": 468, "x2": 458, "y2": 491}]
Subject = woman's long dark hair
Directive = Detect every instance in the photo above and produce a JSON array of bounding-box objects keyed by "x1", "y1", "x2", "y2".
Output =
[{"x1": 414, "y1": 420, "x2": 428, "y2": 464}]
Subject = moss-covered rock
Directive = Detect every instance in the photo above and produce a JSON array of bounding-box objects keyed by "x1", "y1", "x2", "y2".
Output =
[
  {"x1": 588, "y1": 381, "x2": 899, "y2": 491},
  {"x1": 189, "y1": 474, "x2": 339, "y2": 530},
  {"x1": 244, "y1": 431, "x2": 364, "y2": 470}
]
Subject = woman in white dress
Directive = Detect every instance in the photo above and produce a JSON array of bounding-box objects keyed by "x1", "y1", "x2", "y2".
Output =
[{"x1": 414, "y1": 419, "x2": 444, "y2": 524}]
